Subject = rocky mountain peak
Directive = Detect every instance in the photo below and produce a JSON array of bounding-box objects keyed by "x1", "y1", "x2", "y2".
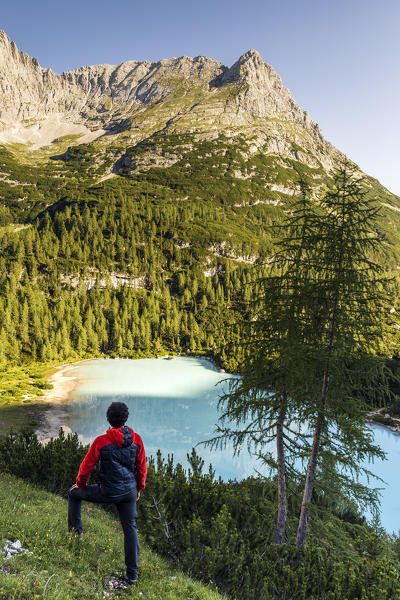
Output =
[
  {"x1": 0, "y1": 29, "x2": 9, "y2": 49},
  {"x1": 0, "y1": 29, "x2": 327, "y2": 162},
  {"x1": 235, "y1": 48, "x2": 265, "y2": 73},
  {"x1": 215, "y1": 48, "x2": 264, "y2": 85},
  {"x1": 0, "y1": 29, "x2": 40, "y2": 70}
]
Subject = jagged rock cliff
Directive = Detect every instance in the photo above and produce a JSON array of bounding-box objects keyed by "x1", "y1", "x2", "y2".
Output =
[{"x1": 0, "y1": 29, "x2": 333, "y2": 165}]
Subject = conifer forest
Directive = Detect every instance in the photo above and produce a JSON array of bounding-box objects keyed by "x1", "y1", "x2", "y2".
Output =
[{"x1": 2, "y1": 63, "x2": 400, "y2": 596}]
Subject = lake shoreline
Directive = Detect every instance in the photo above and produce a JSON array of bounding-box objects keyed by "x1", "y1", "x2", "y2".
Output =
[
  {"x1": 33, "y1": 358, "x2": 93, "y2": 441},
  {"x1": 40, "y1": 353, "x2": 223, "y2": 406},
  {"x1": 4, "y1": 354, "x2": 395, "y2": 441},
  {"x1": 40, "y1": 359, "x2": 92, "y2": 405},
  {"x1": 367, "y1": 408, "x2": 400, "y2": 435},
  {"x1": 34, "y1": 354, "x2": 222, "y2": 440}
]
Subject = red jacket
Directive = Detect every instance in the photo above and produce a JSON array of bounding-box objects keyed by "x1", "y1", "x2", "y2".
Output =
[{"x1": 76, "y1": 426, "x2": 147, "y2": 494}]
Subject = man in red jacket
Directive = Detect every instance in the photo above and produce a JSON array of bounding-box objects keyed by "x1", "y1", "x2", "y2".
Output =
[{"x1": 68, "y1": 402, "x2": 147, "y2": 585}]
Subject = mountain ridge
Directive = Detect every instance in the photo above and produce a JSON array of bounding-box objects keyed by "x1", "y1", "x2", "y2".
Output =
[
  {"x1": 0, "y1": 29, "x2": 327, "y2": 162},
  {"x1": 1, "y1": 30, "x2": 400, "y2": 398}
]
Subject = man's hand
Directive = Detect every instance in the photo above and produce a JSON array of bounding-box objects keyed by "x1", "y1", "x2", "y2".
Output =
[
  {"x1": 137, "y1": 491, "x2": 141, "y2": 501},
  {"x1": 69, "y1": 483, "x2": 78, "y2": 492}
]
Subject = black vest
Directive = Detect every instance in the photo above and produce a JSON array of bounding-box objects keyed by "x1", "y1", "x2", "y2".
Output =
[{"x1": 99, "y1": 426, "x2": 139, "y2": 498}]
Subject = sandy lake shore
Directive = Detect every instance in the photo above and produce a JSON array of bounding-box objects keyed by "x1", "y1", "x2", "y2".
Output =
[
  {"x1": 35, "y1": 359, "x2": 92, "y2": 442},
  {"x1": 40, "y1": 359, "x2": 92, "y2": 405}
]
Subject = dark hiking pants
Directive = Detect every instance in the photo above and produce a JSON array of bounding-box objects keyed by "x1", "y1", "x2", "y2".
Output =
[{"x1": 68, "y1": 484, "x2": 139, "y2": 580}]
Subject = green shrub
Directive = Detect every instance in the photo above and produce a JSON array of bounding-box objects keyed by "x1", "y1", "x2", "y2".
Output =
[
  {"x1": 1, "y1": 430, "x2": 400, "y2": 599},
  {"x1": 372, "y1": 413, "x2": 397, "y2": 427}
]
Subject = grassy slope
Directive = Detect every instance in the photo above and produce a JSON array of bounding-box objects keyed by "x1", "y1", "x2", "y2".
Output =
[
  {"x1": 0, "y1": 364, "x2": 54, "y2": 406},
  {"x1": 0, "y1": 473, "x2": 224, "y2": 600}
]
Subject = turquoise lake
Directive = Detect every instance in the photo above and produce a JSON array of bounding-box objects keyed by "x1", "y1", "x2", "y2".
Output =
[
  {"x1": 4, "y1": 356, "x2": 399, "y2": 533},
  {"x1": 64, "y1": 357, "x2": 258, "y2": 481}
]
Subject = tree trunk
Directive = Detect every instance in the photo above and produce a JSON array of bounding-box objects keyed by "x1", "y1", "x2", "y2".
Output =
[
  {"x1": 274, "y1": 393, "x2": 288, "y2": 544},
  {"x1": 296, "y1": 170, "x2": 347, "y2": 547},
  {"x1": 295, "y1": 375, "x2": 327, "y2": 547}
]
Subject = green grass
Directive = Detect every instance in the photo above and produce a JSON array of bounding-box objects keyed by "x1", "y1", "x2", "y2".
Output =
[
  {"x1": 0, "y1": 473, "x2": 225, "y2": 600},
  {"x1": 0, "y1": 364, "x2": 53, "y2": 406}
]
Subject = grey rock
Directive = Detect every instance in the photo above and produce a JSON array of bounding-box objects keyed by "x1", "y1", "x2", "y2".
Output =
[
  {"x1": 3, "y1": 539, "x2": 31, "y2": 559},
  {"x1": 0, "y1": 29, "x2": 338, "y2": 171}
]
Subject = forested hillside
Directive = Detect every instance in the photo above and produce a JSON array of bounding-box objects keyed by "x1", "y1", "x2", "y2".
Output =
[
  {"x1": 1, "y1": 132, "x2": 400, "y2": 377},
  {"x1": 1, "y1": 37, "x2": 400, "y2": 385}
]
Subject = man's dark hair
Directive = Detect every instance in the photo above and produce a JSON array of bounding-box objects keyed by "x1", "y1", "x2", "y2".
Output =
[{"x1": 106, "y1": 402, "x2": 129, "y2": 428}]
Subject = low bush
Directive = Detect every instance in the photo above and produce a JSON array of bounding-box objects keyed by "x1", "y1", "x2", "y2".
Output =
[
  {"x1": 372, "y1": 413, "x2": 397, "y2": 427},
  {"x1": 1, "y1": 430, "x2": 400, "y2": 599}
]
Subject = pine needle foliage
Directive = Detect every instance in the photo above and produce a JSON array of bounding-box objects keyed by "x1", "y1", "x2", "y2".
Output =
[{"x1": 206, "y1": 160, "x2": 396, "y2": 548}]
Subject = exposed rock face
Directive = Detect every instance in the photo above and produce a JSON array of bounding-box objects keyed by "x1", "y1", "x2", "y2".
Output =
[
  {"x1": 213, "y1": 49, "x2": 319, "y2": 130},
  {"x1": 0, "y1": 29, "x2": 330, "y2": 161}
]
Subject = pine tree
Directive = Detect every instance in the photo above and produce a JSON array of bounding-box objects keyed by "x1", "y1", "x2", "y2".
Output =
[
  {"x1": 206, "y1": 180, "x2": 317, "y2": 544},
  {"x1": 207, "y1": 161, "x2": 393, "y2": 547},
  {"x1": 295, "y1": 161, "x2": 392, "y2": 546}
]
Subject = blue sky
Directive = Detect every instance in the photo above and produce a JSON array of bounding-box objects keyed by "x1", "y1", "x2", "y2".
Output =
[{"x1": 2, "y1": 0, "x2": 399, "y2": 194}]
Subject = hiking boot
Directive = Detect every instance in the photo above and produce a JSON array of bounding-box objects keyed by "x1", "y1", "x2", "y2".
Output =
[{"x1": 122, "y1": 572, "x2": 137, "y2": 585}]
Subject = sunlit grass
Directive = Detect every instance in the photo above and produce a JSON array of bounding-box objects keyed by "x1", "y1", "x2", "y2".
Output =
[
  {"x1": 0, "y1": 472, "x2": 224, "y2": 600},
  {"x1": 0, "y1": 364, "x2": 51, "y2": 406}
]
